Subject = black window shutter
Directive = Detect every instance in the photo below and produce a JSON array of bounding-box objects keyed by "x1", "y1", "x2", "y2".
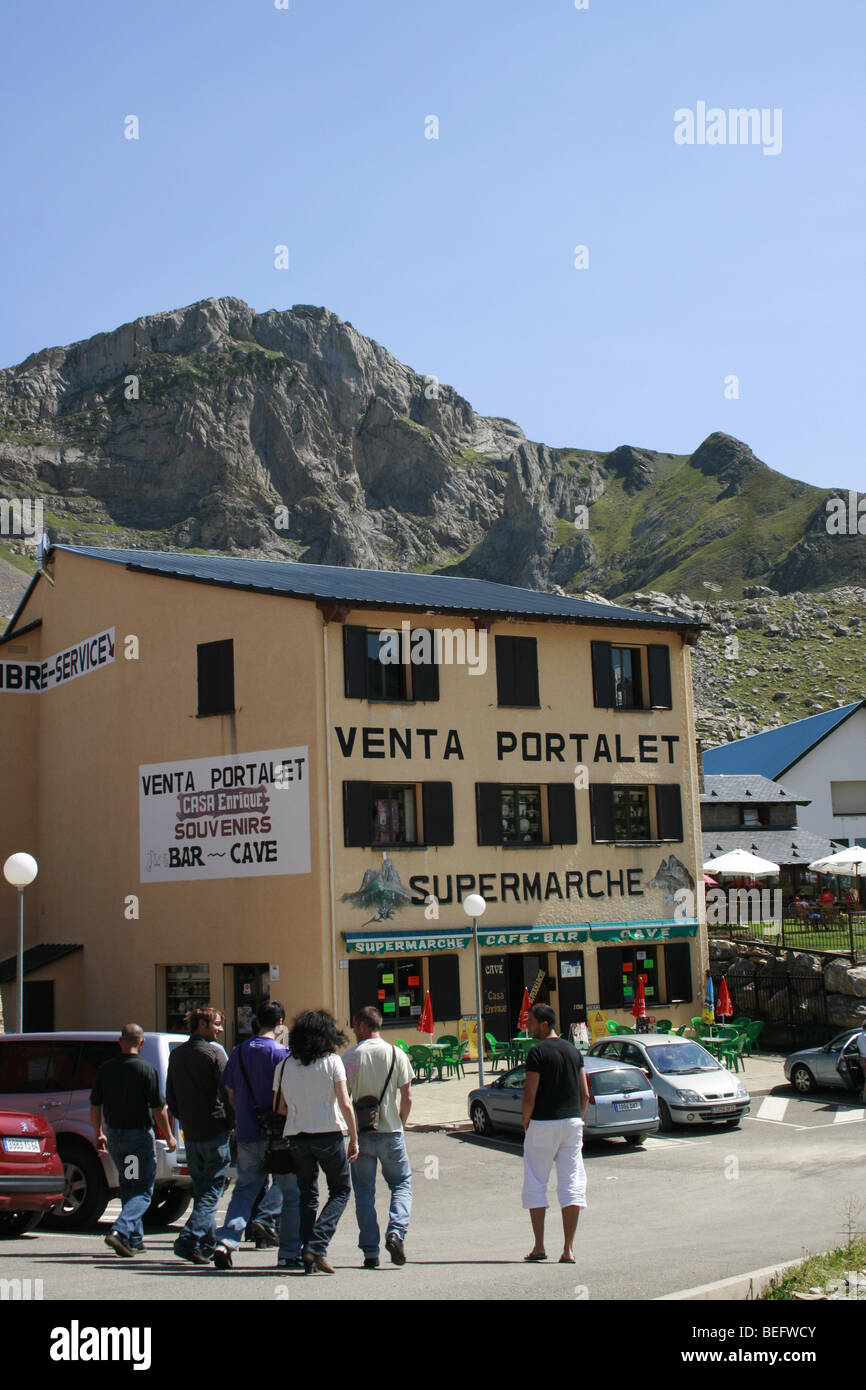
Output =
[
  {"x1": 591, "y1": 641, "x2": 613, "y2": 707},
  {"x1": 589, "y1": 784, "x2": 615, "y2": 842},
  {"x1": 664, "y1": 943, "x2": 692, "y2": 1003},
  {"x1": 411, "y1": 630, "x2": 439, "y2": 702},
  {"x1": 422, "y1": 782, "x2": 453, "y2": 846},
  {"x1": 476, "y1": 783, "x2": 503, "y2": 845},
  {"x1": 349, "y1": 960, "x2": 380, "y2": 1021},
  {"x1": 495, "y1": 636, "x2": 516, "y2": 706},
  {"x1": 197, "y1": 639, "x2": 234, "y2": 716},
  {"x1": 428, "y1": 955, "x2": 461, "y2": 1021},
  {"x1": 514, "y1": 637, "x2": 539, "y2": 706},
  {"x1": 656, "y1": 784, "x2": 683, "y2": 841},
  {"x1": 597, "y1": 948, "x2": 623, "y2": 1009},
  {"x1": 648, "y1": 645, "x2": 672, "y2": 708},
  {"x1": 547, "y1": 784, "x2": 578, "y2": 844},
  {"x1": 343, "y1": 781, "x2": 371, "y2": 847},
  {"x1": 343, "y1": 626, "x2": 368, "y2": 699}
]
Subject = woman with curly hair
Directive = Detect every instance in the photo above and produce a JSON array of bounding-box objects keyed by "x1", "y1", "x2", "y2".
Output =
[{"x1": 274, "y1": 1009, "x2": 358, "y2": 1274}]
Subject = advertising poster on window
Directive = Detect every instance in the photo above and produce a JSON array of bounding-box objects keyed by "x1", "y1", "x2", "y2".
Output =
[{"x1": 139, "y1": 746, "x2": 310, "y2": 882}]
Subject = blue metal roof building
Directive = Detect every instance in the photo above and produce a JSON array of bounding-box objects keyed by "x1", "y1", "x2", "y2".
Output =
[{"x1": 703, "y1": 702, "x2": 865, "y2": 779}]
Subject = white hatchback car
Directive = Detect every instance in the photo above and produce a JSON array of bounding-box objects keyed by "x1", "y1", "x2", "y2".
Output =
[{"x1": 589, "y1": 1033, "x2": 750, "y2": 1130}]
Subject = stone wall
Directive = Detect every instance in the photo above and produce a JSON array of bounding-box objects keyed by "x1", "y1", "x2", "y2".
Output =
[{"x1": 710, "y1": 937, "x2": 866, "y2": 1029}]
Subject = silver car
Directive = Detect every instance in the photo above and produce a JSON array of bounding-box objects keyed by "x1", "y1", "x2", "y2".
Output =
[
  {"x1": 0, "y1": 1032, "x2": 192, "y2": 1229},
  {"x1": 589, "y1": 1033, "x2": 750, "y2": 1130},
  {"x1": 784, "y1": 1029, "x2": 864, "y2": 1095},
  {"x1": 468, "y1": 1055, "x2": 659, "y2": 1144}
]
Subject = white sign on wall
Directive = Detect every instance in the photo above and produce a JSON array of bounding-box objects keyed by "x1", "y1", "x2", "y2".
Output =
[
  {"x1": 139, "y1": 746, "x2": 310, "y2": 883},
  {"x1": 0, "y1": 628, "x2": 115, "y2": 693}
]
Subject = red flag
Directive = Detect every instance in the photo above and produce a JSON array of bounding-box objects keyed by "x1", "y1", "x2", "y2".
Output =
[
  {"x1": 716, "y1": 976, "x2": 733, "y2": 1019},
  {"x1": 631, "y1": 975, "x2": 647, "y2": 1020},
  {"x1": 419, "y1": 991, "x2": 434, "y2": 1036},
  {"x1": 518, "y1": 988, "x2": 531, "y2": 1033}
]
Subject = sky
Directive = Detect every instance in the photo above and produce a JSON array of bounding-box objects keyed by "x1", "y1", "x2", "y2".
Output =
[{"x1": 1, "y1": 0, "x2": 864, "y2": 489}]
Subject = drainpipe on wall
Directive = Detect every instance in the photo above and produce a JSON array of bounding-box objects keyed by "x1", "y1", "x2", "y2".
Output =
[{"x1": 322, "y1": 622, "x2": 338, "y2": 1015}]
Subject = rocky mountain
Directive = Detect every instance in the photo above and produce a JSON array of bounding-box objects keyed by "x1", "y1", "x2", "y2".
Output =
[
  {"x1": 1, "y1": 296, "x2": 863, "y2": 601},
  {"x1": 0, "y1": 297, "x2": 862, "y2": 745}
]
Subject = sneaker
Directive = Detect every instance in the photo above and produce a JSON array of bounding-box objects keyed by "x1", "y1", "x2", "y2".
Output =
[
  {"x1": 276, "y1": 1257, "x2": 304, "y2": 1271},
  {"x1": 250, "y1": 1219, "x2": 279, "y2": 1247},
  {"x1": 213, "y1": 1245, "x2": 233, "y2": 1270},
  {"x1": 385, "y1": 1233, "x2": 406, "y2": 1266},
  {"x1": 363, "y1": 1256, "x2": 380, "y2": 1270},
  {"x1": 129, "y1": 1241, "x2": 148, "y2": 1255},
  {"x1": 173, "y1": 1243, "x2": 203, "y2": 1264},
  {"x1": 105, "y1": 1229, "x2": 136, "y2": 1258}
]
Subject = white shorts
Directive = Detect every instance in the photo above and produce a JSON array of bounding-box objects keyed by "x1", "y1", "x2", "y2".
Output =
[{"x1": 522, "y1": 1117, "x2": 587, "y2": 1210}]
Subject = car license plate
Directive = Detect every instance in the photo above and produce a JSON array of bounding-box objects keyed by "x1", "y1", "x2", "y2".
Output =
[
  {"x1": 3, "y1": 1137, "x2": 40, "y2": 1153},
  {"x1": 715, "y1": 1105, "x2": 736, "y2": 1114},
  {"x1": 614, "y1": 1102, "x2": 641, "y2": 1112}
]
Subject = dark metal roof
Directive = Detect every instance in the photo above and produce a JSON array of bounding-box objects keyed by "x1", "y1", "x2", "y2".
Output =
[
  {"x1": 40, "y1": 545, "x2": 701, "y2": 631},
  {"x1": 0, "y1": 943, "x2": 83, "y2": 985},
  {"x1": 701, "y1": 774, "x2": 809, "y2": 805},
  {"x1": 701, "y1": 828, "x2": 837, "y2": 868}
]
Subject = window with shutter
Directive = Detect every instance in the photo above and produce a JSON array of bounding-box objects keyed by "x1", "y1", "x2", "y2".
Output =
[
  {"x1": 591, "y1": 641, "x2": 613, "y2": 708},
  {"x1": 495, "y1": 636, "x2": 539, "y2": 707},
  {"x1": 476, "y1": 783, "x2": 504, "y2": 845},
  {"x1": 663, "y1": 943, "x2": 693, "y2": 1003},
  {"x1": 422, "y1": 783, "x2": 453, "y2": 846},
  {"x1": 589, "y1": 784, "x2": 615, "y2": 842},
  {"x1": 410, "y1": 630, "x2": 439, "y2": 702},
  {"x1": 547, "y1": 784, "x2": 578, "y2": 844},
  {"x1": 197, "y1": 639, "x2": 234, "y2": 717}
]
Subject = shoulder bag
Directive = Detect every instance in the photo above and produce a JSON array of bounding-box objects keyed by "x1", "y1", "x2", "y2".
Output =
[
  {"x1": 353, "y1": 1045, "x2": 396, "y2": 1133},
  {"x1": 237, "y1": 1044, "x2": 295, "y2": 1174}
]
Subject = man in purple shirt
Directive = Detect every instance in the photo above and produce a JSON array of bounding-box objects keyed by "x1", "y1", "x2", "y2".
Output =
[{"x1": 212, "y1": 1001, "x2": 300, "y2": 1270}]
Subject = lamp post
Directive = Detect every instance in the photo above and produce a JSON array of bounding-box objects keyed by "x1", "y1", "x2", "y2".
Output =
[
  {"x1": 3, "y1": 853, "x2": 38, "y2": 1033},
  {"x1": 462, "y1": 893, "x2": 487, "y2": 1088}
]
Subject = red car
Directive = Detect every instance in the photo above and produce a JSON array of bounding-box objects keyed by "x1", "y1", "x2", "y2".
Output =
[{"x1": 0, "y1": 1109, "x2": 65, "y2": 1237}]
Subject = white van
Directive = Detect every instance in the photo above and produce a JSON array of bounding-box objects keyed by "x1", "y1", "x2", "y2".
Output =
[{"x1": 0, "y1": 1032, "x2": 193, "y2": 1229}]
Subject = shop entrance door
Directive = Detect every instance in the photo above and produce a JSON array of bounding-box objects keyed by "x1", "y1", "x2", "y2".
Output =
[
  {"x1": 508, "y1": 953, "x2": 550, "y2": 1032},
  {"x1": 230, "y1": 963, "x2": 270, "y2": 1049},
  {"x1": 557, "y1": 954, "x2": 587, "y2": 1035}
]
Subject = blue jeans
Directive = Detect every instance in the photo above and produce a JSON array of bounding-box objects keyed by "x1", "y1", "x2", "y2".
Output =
[
  {"x1": 351, "y1": 1131, "x2": 412, "y2": 1256},
  {"x1": 176, "y1": 1133, "x2": 232, "y2": 1255},
  {"x1": 106, "y1": 1128, "x2": 157, "y2": 1247},
  {"x1": 216, "y1": 1140, "x2": 300, "y2": 1260},
  {"x1": 290, "y1": 1133, "x2": 351, "y2": 1256}
]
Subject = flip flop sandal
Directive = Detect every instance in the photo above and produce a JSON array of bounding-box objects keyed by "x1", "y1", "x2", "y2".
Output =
[
  {"x1": 559, "y1": 1256, "x2": 576, "y2": 1264},
  {"x1": 524, "y1": 1252, "x2": 547, "y2": 1262}
]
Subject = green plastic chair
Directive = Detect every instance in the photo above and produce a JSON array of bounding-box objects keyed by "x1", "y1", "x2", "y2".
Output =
[
  {"x1": 436, "y1": 1034, "x2": 459, "y2": 1048},
  {"x1": 690, "y1": 1016, "x2": 705, "y2": 1037},
  {"x1": 719, "y1": 1034, "x2": 746, "y2": 1073},
  {"x1": 655, "y1": 1020, "x2": 673, "y2": 1033},
  {"x1": 394, "y1": 1039, "x2": 411, "y2": 1054},
  {"x1": 605, "y1": 1020, "x2": 622, "y2": 1035},
  {"x1": 742, "y1": 1020, "x2": 764, "y2": 1056},
  {"x1": 408, "y1": 1045, "x2": 435, "y2": 1082},
  {"x1": 485, "y1": 1033, "x2": 511, "y2": 1073},
  {"x1": 440, "y1": 1040, "x2": 466, "y2": 1079},
  {"x1": 673, "y1": 1024, "x2": 690, "y2": 1036},
  {"x1": 618, "y1": 1024, "x2": 635, "y2": 1034}
]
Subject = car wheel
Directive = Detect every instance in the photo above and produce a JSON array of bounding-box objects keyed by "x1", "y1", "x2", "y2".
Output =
[
  {"x1": 625, "y1": 1133, "x2": 648, "y2": 1146},
  {"x1": 657, "y1": 1099, "x2": 674, "y2": 1132},
  {"x1": 0, "y1": 1211, "x2": 44, "y2": 1238},
  {"x1": 48, "y1": 1141, "x2": 109, "y2": 1230},
  {"x1": 470, "y1": 1102, "x2": 494, "y2": 1137},
  {"x1": 143, "y1": 1184, "x2": 191, "y2": 1229},
  {"x1": 790, "y1": 1064, "x2": 815, "y2": 1095}
]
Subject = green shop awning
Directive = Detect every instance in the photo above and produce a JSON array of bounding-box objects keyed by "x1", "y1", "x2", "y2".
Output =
[
  {"x1": 589, "y1": 921, "x2": 698, "y2": 942},
  {"x1": 477, "y1": 927, "x2": 590, "y2": 947},
  {"x1": 344, "y1": 929, "x2": 472, "y2": 955}
]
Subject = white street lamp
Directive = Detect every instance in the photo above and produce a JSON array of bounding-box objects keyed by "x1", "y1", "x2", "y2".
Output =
[
  {"x1": 462, "y1": 893, "x2": 487, "y2": 1088},
  {"x1": 3, "y1": 853, "x2": 38, "y2": 1033}
]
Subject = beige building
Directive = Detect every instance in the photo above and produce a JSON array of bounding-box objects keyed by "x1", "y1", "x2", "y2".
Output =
[{"x1": 0, "y1": 545, "x2": 707, "y2": 1049}]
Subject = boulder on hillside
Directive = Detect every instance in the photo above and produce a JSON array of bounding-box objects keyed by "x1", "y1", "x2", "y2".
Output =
[{"x1": 827, "y1": 996, "x2": 866, "y2": 1029}]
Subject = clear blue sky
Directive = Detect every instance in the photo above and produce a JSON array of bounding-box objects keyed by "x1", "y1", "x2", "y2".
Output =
[{"x1": 2, "y1": 0, "x2": 864, "y2": 488}]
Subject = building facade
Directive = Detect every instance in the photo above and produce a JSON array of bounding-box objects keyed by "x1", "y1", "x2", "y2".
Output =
[{"x1": 0, "y1": 546, "x2": 707, "y2": 1046}]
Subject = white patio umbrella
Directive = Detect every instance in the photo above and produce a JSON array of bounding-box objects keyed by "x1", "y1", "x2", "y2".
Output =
[
  {"x1": 808, "y1": 846, "x2": 866, "y2": 876},
  {"x1": 702, "y1": 848, "x2": 780, "y2": 877}
]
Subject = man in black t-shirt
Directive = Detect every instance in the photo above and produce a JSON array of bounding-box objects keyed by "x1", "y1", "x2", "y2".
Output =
[
  {"x1": 521, "y1": 1003, "x2": 589, "y2": 1265},
  {"x1": 90, "y1": 1024, "x2": 176, "y2": 1258}
]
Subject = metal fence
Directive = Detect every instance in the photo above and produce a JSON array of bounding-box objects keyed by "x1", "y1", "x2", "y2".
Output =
[
  {"x1": 710, "y1": 967, "x2": 828, "y2": 1050},
  {"x1": 710, "y1": 916, "x2": 865, "y2": 958}
]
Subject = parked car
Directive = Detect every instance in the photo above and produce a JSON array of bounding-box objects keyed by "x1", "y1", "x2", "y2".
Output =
[
  {"x1": 588, "y1": 1032, "x2": 750, "y2": 1130},
  {"x1": 0, "y1": 1108, "x2": 65, "y2": 1237},
  {"x1": 784, "y1": 1029, "x2": 864, "y2": 1095},
  {"x1": 468, "y1": 1055, "x2": 659, "y2": 1143},
  {"x1": 0, "y1": 1032, "x2": 192, "y2": 1230}
]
